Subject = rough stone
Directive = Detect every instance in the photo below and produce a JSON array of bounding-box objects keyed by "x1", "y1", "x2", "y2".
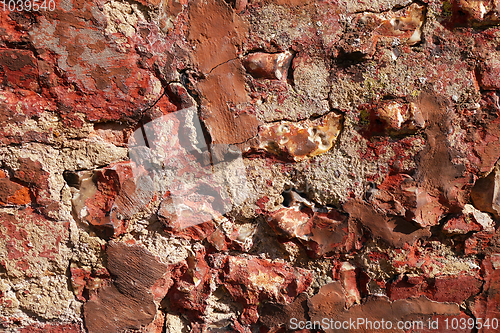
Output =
[
  {"x1": 256, "y1": 112, "x2": 343, "y2": 161},
  {"x1": 1, "y1": 0, "x2": 500, "y2": 331},
  {"x1": 83, "y1": 241, "x2": 177, "y2": 333},
  {"x1": 458, "y1": 0, "x2": 500, "y2": 25},
  {"x1": 387, "y1": 274, "x2": 483, "y2": 304},
  {"x1": 344, "y1": 199, "x2": 431, "y2": 247},
  {"x1": 471, "y1": 162, "x2": 500, "y2": 219},
  {"x1": 444, "y1": 204, "x2": 495, "y2": 234},
  {"x1": 0, "y1": 178, "x2": 31, "y2": 206},
  {"x1": 308, "y1": 282, "x2": 461, "y2": 332},
  {"x1": 470, "y1": 254, "x2": 500, "y2": 333},
  {"x1": 338, "y1": 2, "x2": 426, "y2": 60},
  {"x1": 187, "y1": 0, "x2": 260, "y2": 147},
  {"x1": 0, "y1": 49, "x2": 39, "y2": 91},
  {"x1": 166, "y1": 249, "x2": 214, "y2": 321},
  {"x1": 0, "y1": 208, "x2": 68, "y2": 279},
  {"x1": 242, "y1": 51, "x2": 294, "y2": 81},
  {"x1": 259, "y1": 293, "x2": 308, "y2": 330},
  {"x1": 18, "y1": 323, "x2": 83, "y2": 333},
  {"x1": 267, "y1": 199, "x2": 355, "y2": 257},
  {"x1": 460, "y1": 91, "x2": 500, "y2": 175},
  {"x1": 221, "y1": 255, "x2": 312, "y2": 324}
]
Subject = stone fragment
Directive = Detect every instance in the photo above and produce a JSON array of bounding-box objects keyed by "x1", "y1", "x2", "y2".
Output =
[
  {"x1": 236, "y1": 0, "x2": 248, "y2": 13},
  {"x1": 73, "y1": 163, "x2": 125, "y2": 234},
  {"x1": 344, "y1": 199, "x2": 431, "y2": 247},
  {"x1": 89, "y1": 122, "x2": 129, "y2": 147},
  {"x1": 0, "y1": 10, "x2": 31, "y2": 45},
  {"x1": 71, "y1": 161, "x2": 156, "y2": 237},
  {"x1": 226, "y1": 222, "x2": 257, "y2": 252},
  {"x1": 370, "y1": 174, "x2": 418, "y2": 218},
  {"x1": 187, "y1": 0, "x2": 245, "y2": 73},
  {"x1": 0, "y1": 178, "x2": 31, "y2": 206},
  {"x1": 267, "y1": 202, "x2": 354, "y2": 257},
  {"x1": 130, "y1": 107, "x2": 249, "y2": 236},
  {"x1": 207, "y1": 228, "x2": 229, "y2": 251},
  {"x1": 70, "y1": 264, "x2": 91, "y2": 302},
  {"x1": 158, "y1": 193, "x2": 221, "y2": 234},
  {"x1": 168, "y1": 82, "x2": 197, "y2": 109},
  {"x1": 259, "y1": 293, "x2": 309, "y2": 330},
  {"x1": 0, "y1": 49, "x2": 39, "y2": 91},
  {"x1": 443, "y1": 214, "x2": 483, "y2": 234},
  {"x1": 70, "y1": 263, "x2": 110, "y2": 302},
  {"x1": 159, "y1": 207, "x2": 217, "y2": 241},
  {"x1": 377, "y1": 101, "x2": 410, "y2": 131},
  {"x1": 187, "y1": 0, "x2": 261, "y2": 146},
  {"x1": 84, "y1": 284, "x2": 157, "y2": 333},
  {"x1": 467, "y1": 92, "x2": 500, "y2": 174},
  {"x1": 70, "y1": 170, "x2": 98, "y2": 221},
  {"x1": 308, "y1": 282, "x2": 460, "y2": 333},
  {"x1": 384, "y1": 3, "x2": 426, "y2": 45},
  {"x1": 167, "y1": 249, "x2": 214, "y2": 321},
  {"x1": 224, "y1": 0, "x2": 248, "y2": 13},
  {"x1": 257, "y1": 112, "x2": 343, "y2": 161},
  {"x1": 459, "y1": 0, "x2": 500, "y2": 24},
  {"x1": 10, "y1": 156, "x2": 62, "y2": 217},
  {"x1": 478, "y1": 57, "x2": 500, "y2": 90},
  {"x1": 107, "y1": 241, "x2": 172, "y2": 301},
  {"x1": 340, "y1": 262, "x2": 361, "y2": 308},
  {"x1": 387, "y1": 274, "x2": 483, "y2": 304},
  {"x1": 242, "y1": 51, "x2": 294, "y2": 81},
  {"x1": 142, "y1": 311, "x2": 166, "y2": 333},
  {"x1": 13, "y1": 157, "x2": 49, "y2": 187},
  {"x1": 199, "y1": 69, "x2": 261, "y2": 147},
  {"x1": 338, "y1": 3, "x2": 426, "y2": 59},
  {"x1": 444, "y1": 204, "x2": 495, "y2": 234},
  {"x1": 359, "y1": 100, "x2": 426, "y2": 138},
  {"x1": 84, "y1": 241, "x2": 177, "y2": 333},
  {"x1": 465, "y1": 229, "x2": 500, "y2": 255},
  {"x1": 470, "y1": 255, "x2": 500, "y2": 332},
  {"x1": 307, "y1": 282, "x2": 346, "y2": 319},
  {"x1": 377, "y1": 101, "x2": 425, "y2": 133},
  {"x1": 110, "y1": 174, "x2": 156, "y2": 222},
  {"x1": 267, "y1": 205, "x2": 310, "y2": 240},
  {"x1": 410, "y1": 93, "x2": 475, "y2": 220},
  {"x1": 221, "y1": 256, "x2": 312, "y2": 324},
  {"x1": 471, "y1": 163, "x2": 500, "y2": 219},
  {"x1": 26, "y1": 3, "x2": 171, "y2": 125}
]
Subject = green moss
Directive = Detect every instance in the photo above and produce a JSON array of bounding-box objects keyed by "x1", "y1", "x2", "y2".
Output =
[
  {"x1": 359, "y1": 108, "x2": 370, "y2": 126},
  {"x1": 442, "y1": 1, "x2": 453, "y2": 18},
  {"x1": 364, "y1": 76, "x2": 389, "y2": 99}
]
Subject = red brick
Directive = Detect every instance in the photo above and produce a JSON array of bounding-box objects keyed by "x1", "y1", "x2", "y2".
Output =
[
  {"x1": 0, "y1": 178, "x2": 31, "y2": 206},
  {"x1": 0, "y1": 49, "x2": 39, "y2": 91},
  {"x1": 18, "y1": 323, "x2": 83, "y2": 333},
  {"x1": 387, "y1": 275, "x2": 483, "y2": 304},
  {"x1": 84, "y1": 242, "x2": 178, "y2": 333}
]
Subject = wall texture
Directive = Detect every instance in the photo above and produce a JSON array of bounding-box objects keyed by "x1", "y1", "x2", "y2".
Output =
[{"x1": 1, "y1": 0, "x2": 500, "y2": 332}]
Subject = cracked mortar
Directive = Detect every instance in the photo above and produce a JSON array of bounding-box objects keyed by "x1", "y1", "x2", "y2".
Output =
[{"x1": 2, "y1": 0, "x2": 500, "y2": 332}]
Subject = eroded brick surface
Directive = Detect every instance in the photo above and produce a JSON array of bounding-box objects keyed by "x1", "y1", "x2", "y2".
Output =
[
  {"x1": 83, "y1": 241, "x2": 177, "y2": 333},
  {"x1": 1, "y1": 0, "x2": 500, "y2": 332}
]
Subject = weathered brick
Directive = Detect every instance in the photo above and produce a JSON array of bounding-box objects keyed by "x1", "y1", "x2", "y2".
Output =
[{"x1": 83, "y1": 241, "x2": 178, "y2": 333}]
